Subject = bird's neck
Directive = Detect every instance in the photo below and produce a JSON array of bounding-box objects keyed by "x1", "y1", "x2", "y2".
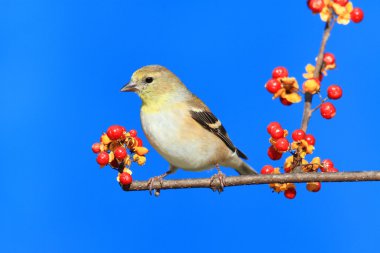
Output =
[{"x1": 140, "y1": 90, "x2": 191, "y2": 113}]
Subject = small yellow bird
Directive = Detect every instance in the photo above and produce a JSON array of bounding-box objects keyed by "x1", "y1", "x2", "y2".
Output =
[{"x1": 121, "y1": 65, "x2": 257, "y2": 187}]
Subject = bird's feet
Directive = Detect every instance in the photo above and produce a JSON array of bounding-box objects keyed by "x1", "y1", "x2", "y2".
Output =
[
  {"x1": 147, "y1": 173, "x2": 167, "y2": 195},
  {"x1": 210, "y1": 167, "x2": 226, "y2": 193}
]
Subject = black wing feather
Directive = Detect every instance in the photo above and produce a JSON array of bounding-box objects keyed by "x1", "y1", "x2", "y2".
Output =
[{"x1": 190, "y1": 110, "x2": 248, "y2": 160}]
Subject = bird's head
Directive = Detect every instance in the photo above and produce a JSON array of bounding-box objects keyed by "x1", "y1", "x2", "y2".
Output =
[{"x1": 121, "y1": 65, "x2": 188, "y2": 105}]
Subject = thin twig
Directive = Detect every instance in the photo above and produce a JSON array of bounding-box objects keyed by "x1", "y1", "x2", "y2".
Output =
[
  {"x1": 311, "y1": 97, "x2": 328, "y2": 113},
  {"x1": 300, "y1": 15, "x2": 335, "y2": 132},
  {"x1": 122, "y1": 171, "x2": 380, "y2": 191}
]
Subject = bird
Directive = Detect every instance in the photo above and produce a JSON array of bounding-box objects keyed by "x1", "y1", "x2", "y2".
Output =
[{"x1": 120, "y1": 65, "x2": 257, "y2": 190}]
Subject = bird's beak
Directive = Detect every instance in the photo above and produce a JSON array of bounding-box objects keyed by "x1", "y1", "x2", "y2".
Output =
[{"x1": 120, "y1": 81, "x2": 138, "y2": 92}]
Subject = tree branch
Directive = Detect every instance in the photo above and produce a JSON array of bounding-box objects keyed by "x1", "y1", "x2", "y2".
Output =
[
  {"x1": 122, "y1": 171, "x2": 380, "y2": 191},
  {"x1": 301, "y1": 16, "x2": 335, "y2": 132}
]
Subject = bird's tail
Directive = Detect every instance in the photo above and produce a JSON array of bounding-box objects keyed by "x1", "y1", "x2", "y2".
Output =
[{"x1": 235, "y1": 161, "x2": 258, "y2": 175}]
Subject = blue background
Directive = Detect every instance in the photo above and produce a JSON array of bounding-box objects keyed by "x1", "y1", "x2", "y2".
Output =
[{"x1": 1, "y1": 1, "x2": 379, "y2": 252}]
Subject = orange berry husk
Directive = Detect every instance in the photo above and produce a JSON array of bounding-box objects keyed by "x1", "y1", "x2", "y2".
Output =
[
  {"x1": 137, "y1": 158, "x2": 146, "y2": 166},
  {"x1": 270, "y1": 182, "x2": 295, "y2": 193},
  {"x1": 134, "y1": 147, "x2": 149, "y2": 156},
  {"x1": 123, "y1": 131, "x2": 131, "y2": 139},
  {"x1": 302, "y1": 79, "x2": 320, "y2": 94},
  {"x1": 132, "y1": 154, "x2": 146, "y2": 165},
  {"x1": 126, "y1": 137, "x2": 138, "y2": 149},
  {"x1": 124, "y1": 156, "x2": 132, "y2": 167},
  {"x1": 108, "y1": 152, "x2": 115, "y2": 163},
  {"x1": 108, "y1": 141, "x2": 121, "y2": 152},
  {"x1": 123, "y1": 168, "x2": 133, "y2": 175},
  {"x1": 310, "y1": 157, "x2": 321, "y2": 171},
  {"x1": 101, "y1": 134, "x2": 111, "y2": 145},
  {"x1": 99, "y1": 143, "x2": 107, "y2": 152}
]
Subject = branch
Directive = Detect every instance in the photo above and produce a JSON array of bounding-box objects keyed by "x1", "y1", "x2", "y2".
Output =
[
  {"x1": 122, "y1": 171, "x2": 380, "y2": 191},
  {"x1": 301, "y1": 15, "x2": 335, "y2": 132}
]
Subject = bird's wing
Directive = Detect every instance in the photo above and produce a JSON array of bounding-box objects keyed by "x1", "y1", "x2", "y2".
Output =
[{"x1": 188, "y1": 96, "x2": 248, "y2": 160}]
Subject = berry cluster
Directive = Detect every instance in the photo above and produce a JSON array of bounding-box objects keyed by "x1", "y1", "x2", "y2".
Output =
[
  {"x1": 307, "y1": 0, "x2": 364, "y2": 24},
  {"x1": 265, "y1": 67, "x2": 302, "y2": 106},
  {"x1": 261, "y1": 2, "x2": 362, "y2": 199},
  {"x1": 303, "y1": 52, "x2": 343, "y2": 119},
  {"x1": 92, "y1": 125, "x2": 149, "y2": 187},
  {"x1": 262, "y1": 122, "x2": 339, "y2": 199},
  {"x1": 266, "y1": 52, "x2": 343, "y2": 120}
]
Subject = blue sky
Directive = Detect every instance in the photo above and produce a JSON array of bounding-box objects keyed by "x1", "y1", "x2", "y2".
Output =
[{"x1": 1, "y1": 1, "x2": 379, "y2": 252}]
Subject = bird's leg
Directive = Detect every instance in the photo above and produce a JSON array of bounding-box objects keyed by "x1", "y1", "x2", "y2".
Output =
[
  {"x1": 210, "y1": 164, "x2": 226, "y2": 193},
  {"x1": 147, "y1": 165, "x2": 178, "y2": 195},
  {"x1": 147, "y1": 172, "x2": 168, "y2": 195}
]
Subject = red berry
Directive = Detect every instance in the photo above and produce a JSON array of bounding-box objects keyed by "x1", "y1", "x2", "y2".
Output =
[
  {"x1": 92, "y1": 143, "x2": 101, "y2": 153},
  {"x1": 292, "y1": 129, "x2": 306, "y2": 141},
  {"x1": 267, "y1": 122, "x2": 282, "y2": 134},
  {"x1": 96, "y1": 152, "x2": 109, "y2": 166},
  {"x1": 327, "y1": 85, "x2": 343, "y2": 100},
  {"x1": 321, "y1": 159, "x2": 334, "y2": 172},
  {"x1": 270, "y1": 127, "x2": 285, "y2": 139},
  {"x1": 272, "y1": 67, "x2": 289, "y2": 79},
  {"x1": 275, "y1": 138, "x2": 289, "y2": 152},
  {"x1": 320, "y1": 102, "x2": 336, "y2": 119},
  {"x1": 305, "y1": 134, "x2": 316, "y2": 146},
  {"x1": 308, "y1": 0, "x2": 325, "y2": 13},
  {"x1": 351, "y1": 7, "x2": 364, "y2": 23},
  {"x1": 267, "y1": 146, "x2": 283, "y2": 160},
  {"x1": 261, "y1": 165, "x2": 274, "y2": 174},
  {"x1": 106, "y1": 125, "x2": 124, "y2": 140},
  {"x1": 265, "y1": 79, "x2": 282, "y2": 94},
  {"x1": 114, "y1": 146, "x2": 127, "y2": 160},
  {"x1": 284, "y1": 166, "x2": 292, "y2": 173},
  {"x1": 326, "y1": 167, "x2": 339, "y2": 173},
  {"x1": 134, "y1": 136, "x2": 143, "y2": 147},
  {"x1": 323, "y1": 53, "x2": 335, "y2": 65},
  {"x1": 284, "y1": 188, "x2": 296, "y2": 199},
  {"x1": 333, "y1": 0, "x2": 348, "y2": 6},
  {"x1": 306, "y1": 182, "x2": 321, "y2": 192},
  {"x1": 119, "y1": 172, "x2": 133, "y2": 185},
  {"x1": 280, "y1": 97, "x2": 292, "y2": 106},
  {"x1": 129, "y1": 129, "x2": 137, "y2": 137}
]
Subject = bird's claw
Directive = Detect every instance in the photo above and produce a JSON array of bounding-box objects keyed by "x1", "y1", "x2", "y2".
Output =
[
  {"x1": 147, "y1": 175, "x2": 165, "y2": 195},
  {"x1": 210, "y1": 170, "x2": 226, "y2": 193}
]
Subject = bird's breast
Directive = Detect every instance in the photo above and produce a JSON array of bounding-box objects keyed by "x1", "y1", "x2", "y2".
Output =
[{"x1": 140, "y1": 106, "x2": 227, "y2": 170}]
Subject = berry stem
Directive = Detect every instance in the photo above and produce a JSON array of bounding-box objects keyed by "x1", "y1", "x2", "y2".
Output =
[
  {"x1": 311, "y1": 97, "x2": 328, "y2": 114},
  {"x1": 301, "y1": 14, "x2": 336, "y2": 131}
]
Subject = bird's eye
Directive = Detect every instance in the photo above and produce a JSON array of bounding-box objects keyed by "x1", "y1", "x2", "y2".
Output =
[{"x1": 145, "y1": 77, "x2": 154, "y2": 83}]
